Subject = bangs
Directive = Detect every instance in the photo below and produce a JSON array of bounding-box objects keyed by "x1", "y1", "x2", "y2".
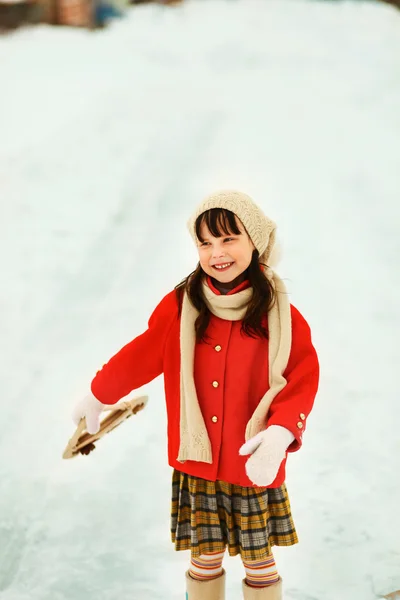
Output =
[{"x1": 195, "y1": 208, "x2": 242, "y2": 242}]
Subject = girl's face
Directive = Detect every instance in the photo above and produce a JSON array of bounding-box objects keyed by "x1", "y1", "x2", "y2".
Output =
[{"x1": 197, "y1": 216, "x2": 255, "y2": 283}]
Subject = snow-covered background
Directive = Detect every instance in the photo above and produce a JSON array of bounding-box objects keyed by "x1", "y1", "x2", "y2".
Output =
[{"x1": 1, "y1": 0, "x2": 400, "y2": 598}]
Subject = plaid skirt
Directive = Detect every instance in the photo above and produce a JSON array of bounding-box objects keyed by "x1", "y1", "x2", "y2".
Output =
[{"x1": 170, "y1": 469, "x2": 298, "y2": 561}]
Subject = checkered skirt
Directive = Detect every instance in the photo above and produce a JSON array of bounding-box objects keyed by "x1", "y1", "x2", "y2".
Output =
[{"x1": 171, "y1": 469, "x2": 298, "y2": 561}]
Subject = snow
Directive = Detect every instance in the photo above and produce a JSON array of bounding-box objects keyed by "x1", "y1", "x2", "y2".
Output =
[{"x1": 1, "y1": 0, "x2": 400, "y2": 598}]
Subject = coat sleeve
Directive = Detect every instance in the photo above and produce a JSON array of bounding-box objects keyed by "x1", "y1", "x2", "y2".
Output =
[
  {"x1": 90, "y1": 290, "x2": 179, "y2": 405},
  {"x1": 266, "y1": 304, "x2": 319, "y2": 453}
]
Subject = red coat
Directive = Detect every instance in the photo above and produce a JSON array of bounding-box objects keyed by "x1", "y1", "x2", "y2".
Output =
[{"x1": 91, "y1": 280, "x2": 319, "y2": 488}]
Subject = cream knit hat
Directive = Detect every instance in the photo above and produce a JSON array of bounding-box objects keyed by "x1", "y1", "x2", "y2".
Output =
[{"x1": 187, "y1": 190, "x2": 277, "y2": 265}]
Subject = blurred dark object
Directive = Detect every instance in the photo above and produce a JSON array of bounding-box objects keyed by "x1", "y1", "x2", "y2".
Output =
[
  {"x1": 130, "y1": 0, "x2": 184, "y2": 4},
  {"x1": 0, "y1": 0, "x2": 92, "y2": 28},
  {"x1": 37, "y1": 0, "x2": 57, "y2": 22},
  {"x1": 0, "y1": 0, "x2": 127, "y2": 29},
  {"x1": 56, "y1": 0, "x2": 126, "y2": 28},
  {"x1": 94, "y1": 0, "x2": 123, "y2": 27},
  {"x1": 0, "y1": 0, "x2": 181, "y2": 30},
  {"x1": 381, "y1": 0, "x2": 400, "y2": 7},
  {"x1": 57, "y1": 0, "x2": 93, "y2": 26},
  {"x1": 0, "y1": 0, "x2": 42, "y2": 29}
]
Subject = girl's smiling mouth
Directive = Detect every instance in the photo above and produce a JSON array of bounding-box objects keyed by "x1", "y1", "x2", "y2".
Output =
[{"x1": 212, "y1": 262, "x2": 234, "y2": 271}]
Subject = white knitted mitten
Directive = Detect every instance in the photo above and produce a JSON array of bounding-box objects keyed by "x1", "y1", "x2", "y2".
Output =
[
  {"x1": 239, "y1": 425, "x2": 295, "y2": 486},
  {"x1": 72, "y1": 392, "x2": 105, "y2": 434}
]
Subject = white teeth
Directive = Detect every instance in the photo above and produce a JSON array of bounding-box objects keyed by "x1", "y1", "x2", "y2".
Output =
[{"x1": 214, "y1": 263, "x2": 232, "y2": 269}]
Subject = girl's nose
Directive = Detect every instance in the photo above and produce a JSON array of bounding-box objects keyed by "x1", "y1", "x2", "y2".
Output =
[{"x1": 212, "y1": 245, "x2": 225, "y2": 258}]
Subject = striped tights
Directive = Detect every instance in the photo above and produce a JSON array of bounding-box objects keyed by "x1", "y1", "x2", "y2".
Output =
[{"x1": 189, "y1": 550, "x2": 280, "y2": 588}]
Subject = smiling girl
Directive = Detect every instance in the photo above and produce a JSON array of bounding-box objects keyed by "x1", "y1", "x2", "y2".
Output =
[{"x1": 73, "y1": 190, "x2": 319, "y2": 600}]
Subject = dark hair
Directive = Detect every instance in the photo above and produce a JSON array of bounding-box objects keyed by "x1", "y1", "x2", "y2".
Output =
[{"x1": 175, "y1": 208, "x2": 276, "y2": 343}]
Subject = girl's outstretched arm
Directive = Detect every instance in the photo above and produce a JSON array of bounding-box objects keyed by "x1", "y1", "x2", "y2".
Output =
[{"x1": 90, "y1": 290, "x2": 178, "y2": 405}]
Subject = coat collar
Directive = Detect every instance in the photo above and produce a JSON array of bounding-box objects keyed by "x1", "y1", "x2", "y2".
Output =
[{"x1": 206, "y1": 275, "x2": 251, "y2": 296}]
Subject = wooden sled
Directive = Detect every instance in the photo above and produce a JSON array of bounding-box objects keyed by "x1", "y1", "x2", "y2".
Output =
[{"x1": 63, "y1": 395, "x2": 148, "y2": 459}]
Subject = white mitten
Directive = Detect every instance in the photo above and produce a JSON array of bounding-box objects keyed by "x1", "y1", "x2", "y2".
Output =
[
  {"x1": 72, "y1": 392, "x2": 106, "y2": 434},
  {"x1": 239, "y1": 425, "x2": 295, "y2": 487}
]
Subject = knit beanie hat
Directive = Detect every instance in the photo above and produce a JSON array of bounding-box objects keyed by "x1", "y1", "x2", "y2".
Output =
[{"x1": 187, "y1": 190, "x2": 277, "y2": 265}]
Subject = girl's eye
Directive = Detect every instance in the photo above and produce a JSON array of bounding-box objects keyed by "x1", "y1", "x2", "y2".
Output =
[
  {"x1": 224, "y1": 237, "x2": 234, "y2": 242},
  {"x1": 200, "y1": 242, "x2": 210, "y2": 247}
]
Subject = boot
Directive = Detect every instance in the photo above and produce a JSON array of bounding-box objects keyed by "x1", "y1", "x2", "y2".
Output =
[
  {"x1": 185, "y1": 569, "x2": 226, "y2": 600},
  {"x1": 242, "y1": 576, "x2": 283, "y2": 600}
]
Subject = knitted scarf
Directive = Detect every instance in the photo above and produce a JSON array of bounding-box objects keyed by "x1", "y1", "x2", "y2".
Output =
[{"x1": 177, "y1": 271, "x2": 292, "y2": 464}]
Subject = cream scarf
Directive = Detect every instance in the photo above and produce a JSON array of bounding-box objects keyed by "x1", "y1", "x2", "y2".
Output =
[{"x1": 177, "y1": 271, "x2": 292, "y2": 464}]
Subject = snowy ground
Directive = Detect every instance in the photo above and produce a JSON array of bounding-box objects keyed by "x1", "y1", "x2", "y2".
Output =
[{"x1": 1, "y1": 0, "x2": 400, "y2": 598}]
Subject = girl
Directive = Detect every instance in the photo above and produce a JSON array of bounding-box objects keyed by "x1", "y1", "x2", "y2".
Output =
[{"x1": 73, "y1": 190, "x2": 319, "y2": 600}]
